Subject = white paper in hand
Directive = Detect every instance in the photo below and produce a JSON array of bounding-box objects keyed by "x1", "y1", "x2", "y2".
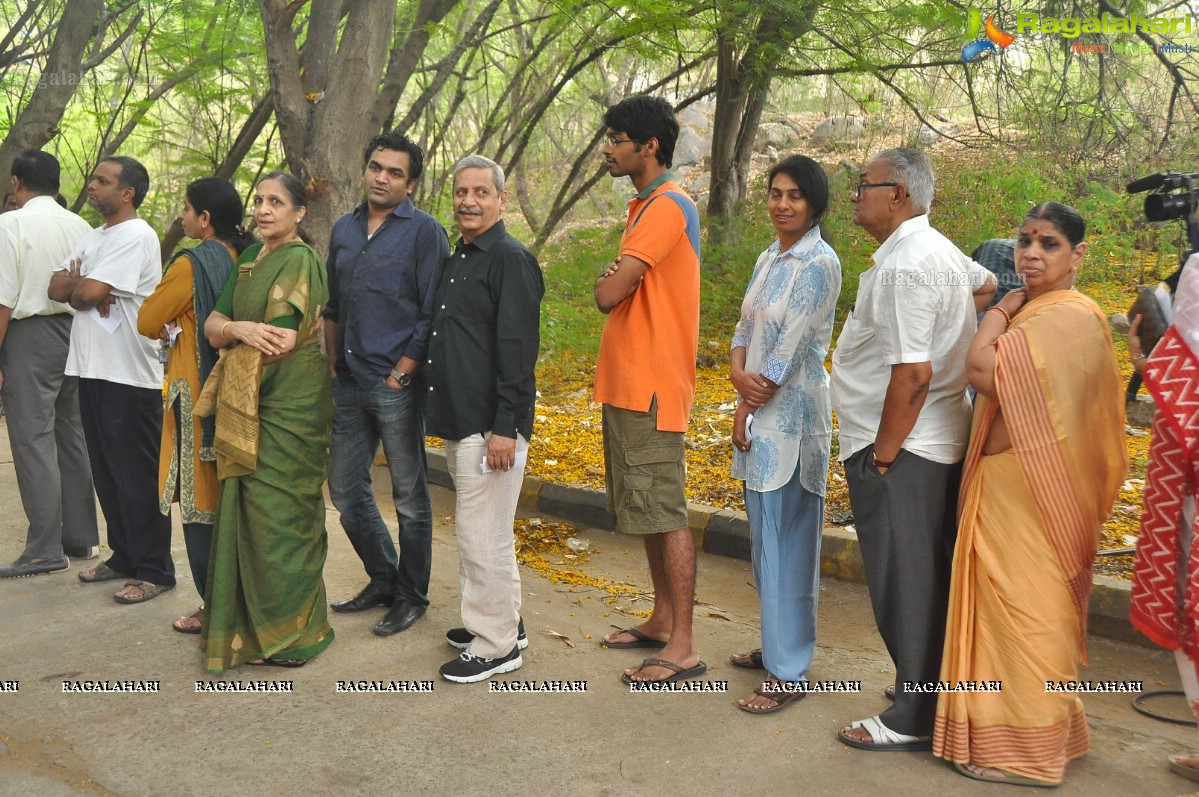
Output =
[
  {"x1": 88, "y1": 306, "x2": 122, "y2": 335},
  {"x1": 480, "y1": 447, "x2": 529, "y2": 473}
]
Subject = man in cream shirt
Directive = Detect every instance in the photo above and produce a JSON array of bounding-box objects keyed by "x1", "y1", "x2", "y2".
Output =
[
  {"x1": 0, "y1": 150, "x2": 98, "y2": 578},
  {"x1": 831, "y1": 148, "x2": 995, "y2": 751}
]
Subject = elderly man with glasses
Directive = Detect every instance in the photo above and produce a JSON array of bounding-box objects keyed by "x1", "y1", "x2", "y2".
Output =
[{"x1": 831, "y1": 148, "x2": 995, "y2": 750}]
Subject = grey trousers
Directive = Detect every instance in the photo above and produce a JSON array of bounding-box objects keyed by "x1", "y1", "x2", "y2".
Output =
[
  {"x1": 0, "y1": 314, "x2": 98, "y2": 558},
  {"x1": 844, "y1": 446, "x2": 961, "y2": 736}
]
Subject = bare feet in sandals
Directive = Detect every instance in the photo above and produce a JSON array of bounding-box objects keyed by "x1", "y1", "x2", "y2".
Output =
[
  {"x1": 622, "y1": 639, "x2": 704, "y2": 683},
  {"x1": 837, "y1": 715, "x2": 931, "y2": 750},
  {"x1": 738, "y1": 675, "x2": 805, "y2": 713},
  {"x1": 1169, "y1": 752, "x2": 1199, "y2": 782},
  {"x1": 172, "y1": 607, "x2": 203, "y2": 634},
  {"x1": 729, "y1": 649, "x2": 764, "y2": 669},
  {"x1": 113, "y1": 580, "x2": 173, "y2": 604},
  {"x1": 601, "y1": 624, "x2": 668, "y2": 648}
]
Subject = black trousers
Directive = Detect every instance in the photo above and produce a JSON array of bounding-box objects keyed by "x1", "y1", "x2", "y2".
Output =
[
  {"x1": 845, "y1": 445, "x2": 961, "y2": 736},
  {"x1": 78, "y1": 378, "x2": 174, "y2": 585}
]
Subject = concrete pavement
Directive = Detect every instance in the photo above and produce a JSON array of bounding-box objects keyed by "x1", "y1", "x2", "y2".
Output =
[{"x1": 0, "y1": 418, "x2": 1197, "y2": 797}]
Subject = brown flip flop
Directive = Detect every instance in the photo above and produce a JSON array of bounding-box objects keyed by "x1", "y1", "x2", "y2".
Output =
[
  {"x1": 172, "y1": 607, "x2": 204, "y2": 634},
  {"x1": 738, "y1": 681, "x2": 807, "y2": 714},
  {"x1": 729, "y1": 648, "x2": 765, "y2": 669},
  {"x1": 601, "y1": 627, "x2": 667, "y2": 649}
]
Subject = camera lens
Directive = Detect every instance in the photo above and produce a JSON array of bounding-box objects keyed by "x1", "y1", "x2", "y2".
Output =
[{"x1": 1145, "y1": 192, "x2": 1196, "y2": 221}]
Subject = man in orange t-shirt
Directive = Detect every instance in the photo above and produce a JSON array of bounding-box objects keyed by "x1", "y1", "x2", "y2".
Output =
[{"x1": 593, "y1": 95, "x2": 703, "y2": 686}]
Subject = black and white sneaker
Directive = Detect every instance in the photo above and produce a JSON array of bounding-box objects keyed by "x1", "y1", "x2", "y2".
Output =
[
  {"x1": 439, "y1": 646, "x2": 523, "y2": 683},
  {"x1": 446, "y1": 617, "x2": 528, "y2": 651}
]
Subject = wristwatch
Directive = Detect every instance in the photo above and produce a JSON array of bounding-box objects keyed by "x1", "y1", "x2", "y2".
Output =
[{"x1": 389, "y1": 368, "x2": 411, "y2": 387}]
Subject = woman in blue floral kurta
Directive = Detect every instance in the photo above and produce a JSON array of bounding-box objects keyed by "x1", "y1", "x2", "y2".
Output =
[{"x1": 729, "y1": 155, "x2": 841, "y2": 713}]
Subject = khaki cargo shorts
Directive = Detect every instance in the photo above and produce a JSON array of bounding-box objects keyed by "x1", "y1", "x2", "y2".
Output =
[{"x1": 601, "y1": 397, "x2": 688, "y2": 535}]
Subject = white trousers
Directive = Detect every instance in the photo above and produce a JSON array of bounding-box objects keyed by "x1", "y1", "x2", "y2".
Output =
[{"x1": 444, "y1": 433, "x2": 526, "y2": 659}]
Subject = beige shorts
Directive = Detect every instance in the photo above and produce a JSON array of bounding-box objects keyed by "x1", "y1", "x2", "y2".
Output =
[{"x1": 602, "y1": 397, "x2": 688, "y2": 535}]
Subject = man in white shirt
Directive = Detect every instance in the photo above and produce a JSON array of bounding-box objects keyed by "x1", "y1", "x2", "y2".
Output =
[
  {"x1": 831, "y1": 148, "x2": 995, "y2": 750},
  {"x1": 48, "y1": 156, "x2": 175, "y2": 603},
  {"x1": 0, "y1": 150, "x2": 98, "y2": 578}
]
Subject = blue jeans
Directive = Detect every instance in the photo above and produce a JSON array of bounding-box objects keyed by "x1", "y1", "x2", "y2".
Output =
[{"x1": 329, "y1": 375, "x2": 432, "y2": 606}]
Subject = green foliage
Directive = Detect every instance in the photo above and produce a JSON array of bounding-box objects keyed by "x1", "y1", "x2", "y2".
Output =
[{"x1": 537, "y1": 224, "x2": 618, "y2": 363}]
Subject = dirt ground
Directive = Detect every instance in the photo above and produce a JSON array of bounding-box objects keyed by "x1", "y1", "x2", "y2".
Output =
[{"x1": 0, "y1": 418, "x2": 1196, "y2": 797}]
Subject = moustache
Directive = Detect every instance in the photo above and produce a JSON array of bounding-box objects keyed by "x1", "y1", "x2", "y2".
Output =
[{"x1": 456, "y1": 206, "x2": 484, "y2": 217}]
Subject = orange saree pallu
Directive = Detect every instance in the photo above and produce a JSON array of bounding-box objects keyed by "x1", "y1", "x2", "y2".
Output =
[{"x1": 933, "y1": 291, "x2": 1126, "y2": 783}]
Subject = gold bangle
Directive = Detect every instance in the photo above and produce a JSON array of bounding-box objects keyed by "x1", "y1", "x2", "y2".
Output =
[
  {"x1": 221, "y1": 321, "x2": 233, "y2": 339},
  {"x1": 987, "y1": 306, "x2": 1011, "y2": 327}
]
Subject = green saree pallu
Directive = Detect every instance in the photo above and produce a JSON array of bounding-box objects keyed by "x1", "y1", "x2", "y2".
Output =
[{"x1": 196, "y1": 242, "x2": 335, "y2": 671}]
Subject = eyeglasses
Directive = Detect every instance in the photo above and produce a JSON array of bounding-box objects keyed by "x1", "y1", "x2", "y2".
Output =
[
  {"x1": 853, "y1": 181, "x2": 899, "y2": 197},
  {"x1": 605, "y1": 135, "x2": 643, "y2": 146}
]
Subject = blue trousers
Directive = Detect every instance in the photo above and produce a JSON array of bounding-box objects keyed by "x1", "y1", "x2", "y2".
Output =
[
  {"x1": 328, "y1": 375, "x2": 432, "y2": 607},
  {"x1": 744, "y1": 466, "x2": 823, "y2": 685}
]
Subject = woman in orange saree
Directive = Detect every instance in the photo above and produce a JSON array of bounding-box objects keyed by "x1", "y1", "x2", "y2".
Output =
[{"x1": 933, "y1": 203, "x2": 1126, "y2": 787}]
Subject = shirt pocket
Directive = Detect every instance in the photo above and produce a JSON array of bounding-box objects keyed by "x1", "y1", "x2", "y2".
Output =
[{"x1": 363, "y1": 259, "x2": 403, "y2": 298}]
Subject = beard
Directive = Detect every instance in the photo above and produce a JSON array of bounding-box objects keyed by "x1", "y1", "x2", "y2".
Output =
[{"x1": 88, "y1": 196, "x2": 116, "y2": 217}]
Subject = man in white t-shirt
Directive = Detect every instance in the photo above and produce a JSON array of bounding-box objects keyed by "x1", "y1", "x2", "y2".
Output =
[
  {"x1": 48, "y1": 156, "x2": 174, "y2": 603},
  {"x1": 0, "y1": 150, "x2": 98, "y2": 578},
  {"x1": 831, "y1": 148, "x2": 995, "y2": 750}
]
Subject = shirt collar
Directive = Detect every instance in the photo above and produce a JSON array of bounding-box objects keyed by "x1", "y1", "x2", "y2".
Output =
[
  {"x1": 354, "y1": 196, "x2": 416, "y2": 221},
  {"x1": 20, "y1": 195, "x2": 60, "y2": 211},
  {"x1": 769, "y1": 224, "x2": 823, "y2": 257},
  {"x1": 635, "y1": 172, "x2": 676, "y2": 199},
  {"x1": 873, "y1": 214, "x2": 930, "y2": 266},
  {"x1": 456, "y1": 219, "x2": 507, "y2": 252}
]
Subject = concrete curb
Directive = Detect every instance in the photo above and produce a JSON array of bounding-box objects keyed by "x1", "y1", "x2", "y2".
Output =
[{"x1": 424, "y1": 446, "x2": 1147, "y2": 647}]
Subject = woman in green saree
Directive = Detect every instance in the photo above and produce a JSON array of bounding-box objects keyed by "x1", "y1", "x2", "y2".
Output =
[{"x1": 197, "y1": 171, "x2": 334, "y2": 671}]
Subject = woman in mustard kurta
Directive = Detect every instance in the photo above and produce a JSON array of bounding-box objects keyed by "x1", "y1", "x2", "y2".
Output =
[{"x1": 137, "y1": 177, "x2": 254, "y2": 632}]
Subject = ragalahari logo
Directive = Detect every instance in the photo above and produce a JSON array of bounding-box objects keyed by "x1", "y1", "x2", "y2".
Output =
[{"x1": 962, "y1": 8, "x2": 1015, "y2": 62}]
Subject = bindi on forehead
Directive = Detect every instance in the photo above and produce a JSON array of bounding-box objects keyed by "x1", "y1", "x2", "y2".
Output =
[{"x1": 1022, "y1": 223, "x2": 1059, "y2": 239}]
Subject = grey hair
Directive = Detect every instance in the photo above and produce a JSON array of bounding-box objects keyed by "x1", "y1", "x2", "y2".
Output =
[
  {"x1": 870, "y1": 147, "x2": 934, "y2": 214},
  {"x1": 451, "y1": 155, "x2": 505, "y2": 193}
]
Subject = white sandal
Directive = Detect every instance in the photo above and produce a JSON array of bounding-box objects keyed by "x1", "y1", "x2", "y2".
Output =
[{"x1": 837, "y1": 714, "x2": 931, "y2": 751}]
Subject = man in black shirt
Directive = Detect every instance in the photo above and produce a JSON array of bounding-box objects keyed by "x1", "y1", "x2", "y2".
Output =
[
  {"x1": 426, "y1": 155, "x2": 544, "y2": 683},
  {"x1": 323, "y1": 131, "x2": 449, "y2": 635}
]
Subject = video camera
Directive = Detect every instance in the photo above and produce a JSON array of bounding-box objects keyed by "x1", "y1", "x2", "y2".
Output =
[
  {"x1": 1125, "y1": 170, "x2": 1199, "y2": 403},
  {"x1": 1128, "y1": 170, "x2": 1199, "y2": 229}
]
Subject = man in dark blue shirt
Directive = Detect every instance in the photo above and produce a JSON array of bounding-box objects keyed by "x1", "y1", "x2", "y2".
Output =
[
  {"x1": 971, "y1": 238, "x2": 1017, "y2": 314},
  {"x1": 323, "y1": 131, "x2": 449, "y2": 636},
  {"x1": 427, "y1": 155, "x2": 544, "y2": 682}
]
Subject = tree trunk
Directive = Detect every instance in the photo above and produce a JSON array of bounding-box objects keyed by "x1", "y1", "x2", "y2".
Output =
[
  {"x1": 707, "y1": 27, "x2": 751, "y2": 223},
  {"x1": 706, "y1": 1, "x2": 818, "y2": 241},
  {"x1": 259, "y1": 0, "x2": 398, "y2": 255},
  {"x1": 0, "y1": 0, "x2": 102, "y2": 171},
  {"x1": 258, "y1": 0, "x2": 461, "y2": 256}
]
